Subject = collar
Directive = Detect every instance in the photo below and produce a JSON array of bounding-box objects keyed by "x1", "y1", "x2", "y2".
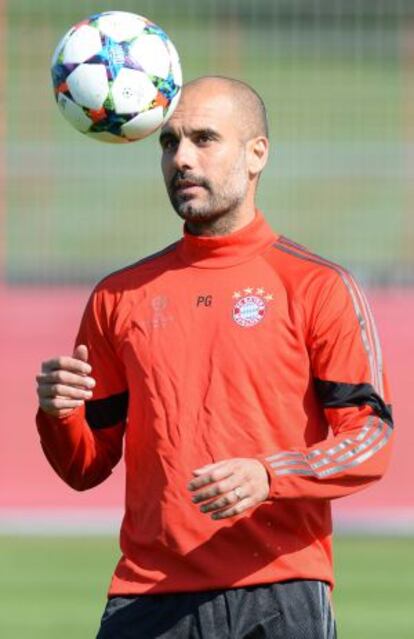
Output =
[{"x1": 176, "y1": 211, "x2": 278, "y2": 269}]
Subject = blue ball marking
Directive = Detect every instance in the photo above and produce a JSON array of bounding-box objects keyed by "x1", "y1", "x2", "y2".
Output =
[
  {"x1": 90, "y1": 109, "x2": 131, "y2": 137},
  {"x1": 145, "y1": 24, "x2": 169, "y2": 42},
  {"x1": 51, "y1": 64, "x2": 70, "y2": 89},
  {"x1": 97, "y1": 36, "x2": 126, "y2": 81},
  {"x1": 154, "y1": 73, "x2": 180, "y2": 101}
]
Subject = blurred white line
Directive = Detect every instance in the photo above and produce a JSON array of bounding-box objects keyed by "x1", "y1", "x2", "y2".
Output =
[
  {"x1": 0, "y1": 508, "x2": 122, "y2": 536},
  {"x1": 333, "y1": 507, "x2": 414, "y2": 536},
  {"x1": 1, "y1": 507, "x2": 414, "y2": 536}
]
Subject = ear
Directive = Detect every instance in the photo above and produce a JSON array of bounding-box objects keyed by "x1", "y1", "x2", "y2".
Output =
[{"x1": 246, "y1": 136, "x2": 269, "y2": 177}]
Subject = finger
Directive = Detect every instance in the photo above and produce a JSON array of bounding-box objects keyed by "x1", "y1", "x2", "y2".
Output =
[
  {"x1": 199, "y1": 487, "x2": 248, "y2": 513},
  {"x1": 74, "y1": 344, "x2": 89, "y2": 362},
  {"x1": 36, "y1": 371, "x2": 96, "y2": 389},
  {"x1": 37, "y1": 383, "x2": 94, "y2": 401},
  {"x1": 210, "y1": 497, "x2": 254, "y2": 520},
  {"x1": 191, "y1": 476, "x2": 241, "y2": 504},
  {"x1": 192, "y1": 460, "x2": 230, "y2": 475},
  {"x1": 41, "y1": 356, "x2": 92, "y2": 375},
  {"x1": 39, "y1": 397, "x2": 85, "y2": 412},
  {"x1": 188, "y1": 464, "x2": 234, "y2": 491}
]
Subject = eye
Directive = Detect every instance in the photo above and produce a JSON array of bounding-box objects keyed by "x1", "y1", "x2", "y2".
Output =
[
  {"x1": 160, "y1": 135, "x2": 178, "y2": 151},
  {"x1": 195, "y1": 131, "x2": 215, "y2": 145}
]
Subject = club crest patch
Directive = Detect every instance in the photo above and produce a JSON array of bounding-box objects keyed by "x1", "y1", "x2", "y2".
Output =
[{"x1": 232, "y1": 288, "x2": 273, "y2": 327}]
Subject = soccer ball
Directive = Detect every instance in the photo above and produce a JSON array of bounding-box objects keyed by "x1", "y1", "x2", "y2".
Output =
[{"x1": 51, "y1": 11, "x2": 182, "y2": 143}]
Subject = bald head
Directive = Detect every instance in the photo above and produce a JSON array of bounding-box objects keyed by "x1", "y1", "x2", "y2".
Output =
[{"x1": 181, "y1": 76, "x2": 269, "y2": 141}]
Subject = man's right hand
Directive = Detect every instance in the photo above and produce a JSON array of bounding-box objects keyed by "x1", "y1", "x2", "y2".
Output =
[{"x1": 36, "y1": 344, "x2": 96, "y2": 417}]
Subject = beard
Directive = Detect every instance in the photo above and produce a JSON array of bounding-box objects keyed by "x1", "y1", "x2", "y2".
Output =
[
  {"x1": 167, "y1": 169, "x2": 248, "y2": 223},
  {"x1": 168, "y1": 172, "x2": 215, "y2": 220}
]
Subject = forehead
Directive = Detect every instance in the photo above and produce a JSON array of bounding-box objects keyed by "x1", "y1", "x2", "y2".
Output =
[{"x1": 163, "y1": 89, "x2": 239, "y2": 135}]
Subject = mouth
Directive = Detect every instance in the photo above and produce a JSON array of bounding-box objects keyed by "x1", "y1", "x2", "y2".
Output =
[
  {"x1": 174, "y1": 180, "x2": 204, "y2": 193},
  {"x1": 171, "y1": 173, "x2": 209, "y2": 194}
]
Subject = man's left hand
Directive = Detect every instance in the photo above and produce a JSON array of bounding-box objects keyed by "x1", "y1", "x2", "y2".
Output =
[{"x1": 188, "y1": 458, "x2": 270, "y2": 520}]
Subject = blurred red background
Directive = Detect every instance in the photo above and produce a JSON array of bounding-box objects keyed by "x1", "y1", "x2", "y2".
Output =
[{"x1": 1, "y1": 286, "x2": 412, "y2": 532}]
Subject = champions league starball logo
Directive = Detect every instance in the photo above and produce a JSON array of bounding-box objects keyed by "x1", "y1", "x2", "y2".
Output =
[{"x1": 232, "y1": 288, "x2": 273, "y2": 327}]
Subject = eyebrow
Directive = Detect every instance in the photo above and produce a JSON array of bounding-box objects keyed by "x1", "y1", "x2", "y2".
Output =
[{"x1": 159, "y1": 127, "x2": 221, "y2": 146}]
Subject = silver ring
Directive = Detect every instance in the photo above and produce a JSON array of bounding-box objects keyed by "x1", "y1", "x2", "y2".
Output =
[{"x1": 234, "y1": 487, "x2": 243, "y2": 501}]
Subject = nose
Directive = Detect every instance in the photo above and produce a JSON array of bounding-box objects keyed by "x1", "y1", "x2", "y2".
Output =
[{"x1": 172, "y1": 138, "x2": 196, "y2": 172}]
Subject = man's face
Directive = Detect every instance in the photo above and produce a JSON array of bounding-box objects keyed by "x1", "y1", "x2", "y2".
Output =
[{"x1": 160, "y1": 88, "x2": 250, "y2": 223}]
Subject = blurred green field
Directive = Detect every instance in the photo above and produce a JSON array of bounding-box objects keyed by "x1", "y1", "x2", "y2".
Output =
[{"x1": 1, "y1": 535, "x2": 414, "y2": 638}]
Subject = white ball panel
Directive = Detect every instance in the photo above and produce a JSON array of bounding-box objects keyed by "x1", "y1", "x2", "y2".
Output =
[
  {"x1": 57, "y1": 94, "x2": 92, "y2": 133},
  {"x1": 129, "y1": 34, "x2": 171, "y2": 79},
  {"x1": 62, "y1": 25, "x2": 102, "y2": 64},
  {"x1": 51, "y1": 28, "x2": 74, "y2": 66},
  {"x1": 121, "y1": 106, "x2": 164, "y2": 140},
  {"x1": 111, "y1": 69, "x2": 158, "y2": 114},
  {"x1": 67, "y1": 64, "x2": 108, "y2": 110},
  {"x1": 97, "y1": 11, "x2": 147, "y2": 42},
  {"x1": 162, "y1": 90, "x2": 181, "y2": 124},
  {"x1": 167, "y1": 40, "x2": 183, "y2": 86}
]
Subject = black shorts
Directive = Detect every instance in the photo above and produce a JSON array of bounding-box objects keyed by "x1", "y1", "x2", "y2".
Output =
[{"x1": 96, "y1": 579, "x2": 337, "y2": 639}]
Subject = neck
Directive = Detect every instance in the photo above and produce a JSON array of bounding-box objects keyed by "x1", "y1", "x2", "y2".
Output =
[{"x1": 178, "y1": 209, "x2": 278, "y2": 269}]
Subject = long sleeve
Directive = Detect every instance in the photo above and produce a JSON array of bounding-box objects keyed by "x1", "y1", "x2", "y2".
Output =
[
  {"x1": 35, "y1": 218, "x2": 392, "y2": 593},
  {"x1": 36, "y1": 284, "x2": 128, "y2": 491},
  {"x1": 260, "y1": 268, "x2": 394, "y2": 501}
]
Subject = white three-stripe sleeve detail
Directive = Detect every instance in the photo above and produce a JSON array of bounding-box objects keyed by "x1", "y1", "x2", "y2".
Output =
[
  {"x1": 357, "y1": 283, "x2": 384, "y2": 396},
  {"x1": 337, "y1": 270, "x2": 380, "y2": 394},
  {"x1": 265, "y1": 417, "x2": 392, "y2": 479}
]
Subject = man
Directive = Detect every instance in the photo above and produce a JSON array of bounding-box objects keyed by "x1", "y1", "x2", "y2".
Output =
[{"x1": 36, "y1": 76, "x2": 393, "y2": 638}]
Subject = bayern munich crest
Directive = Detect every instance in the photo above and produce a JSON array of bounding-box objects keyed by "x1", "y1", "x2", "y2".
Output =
[{"x1": 232, "y1": 288, "x2": 273, "y2": 327}]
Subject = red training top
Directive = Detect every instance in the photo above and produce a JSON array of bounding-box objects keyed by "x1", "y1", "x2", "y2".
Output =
[{"x1": 37, "y1": 211, "x2": 393, "y2": 595}]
